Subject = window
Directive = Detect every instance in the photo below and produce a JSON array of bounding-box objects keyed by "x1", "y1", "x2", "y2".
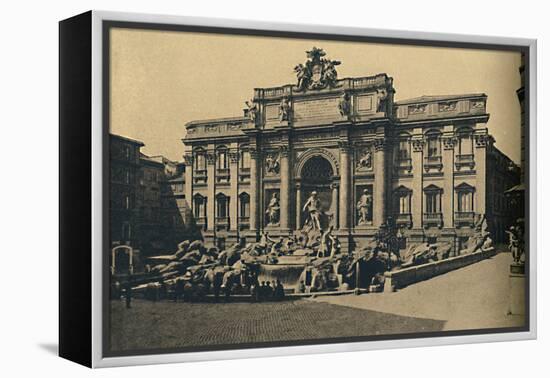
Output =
[
  {"x1": 194, "y1": 150, "x2": 206, "y2": 171},
  {"x1": 424, "y1": 185, "x2": 442, "y2": 214},
  {"x1": 217, "y1": 148, "x2": 228, "y2": 170},
  {"x1": 216, "y1": 193, "x2": 229, "y2": 219},
  {"x1": 458, "y1": 191, "x2": 474, "y2": 212},
  {"x1": 193, "y1": 195, "x2": 207, "y2": 219},
  {"x1": 240, "y1": 150, "x2": 251, "y2": 169},
  {"x1": 455, "y1": 183, "x2": 475, "y2": 213},
  {"x1": 394, "y1": 186, "x2": 411, "y2": 215},
  {"x1": 239, "y1": 193, "x2": 250, "y2": 218},
  {"x1": 425, "y1": 192, "x2": 439, "y2": 213},
  {"x1": 427, "y1": 136, "x2": 440, "y2": 157},
  {"x1": 398, "y1": 139, "x2": 410, "y2": 160},
  {"x1": 458, "y1": 131, "x2": 473, "y2": 156}
]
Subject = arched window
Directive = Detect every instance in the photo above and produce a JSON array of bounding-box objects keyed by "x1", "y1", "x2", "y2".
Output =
[
  {"x1": 216, "y1": 193, "x2": 229, "y2": 219},
  {"x1": 239, "y1": 192, "x2": 250, "y2": 218},
  {"x1": 193, "y1": 194, "x2": 207, "y2": 219}
]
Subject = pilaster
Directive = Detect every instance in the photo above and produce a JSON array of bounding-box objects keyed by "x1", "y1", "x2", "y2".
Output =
[
  {"x1": 249, "y1": 146, "x2": 259, "y2": 235},
  {"x1": 206, "y1": 151, "x2": 216, "y2": 231},
  {"x1": 373, "y1": 138, "x2": 386, "y2": 227},
  {"x1": 279, "y1": 144, "x2": 291, "y2": 232},
  {"x1": 411, "y1": 134, "x2": 424, "y2": 229},
  {"x1": 474, "y1": 133, "x2": 491, "y2": 215},
  {"x1": 442, "y1": 129, "x2": 456, "y2": 229},
  {"x1": 229, "y1": 150, "x2": 239, "y2": 232},
  {"x1": 338, "y1": 141, "x2": 351, "y2": 231}
]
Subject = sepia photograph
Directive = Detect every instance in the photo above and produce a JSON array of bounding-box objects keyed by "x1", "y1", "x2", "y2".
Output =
[{"x1": 105, "y1": 22, "x2": 528, "y2": 356}]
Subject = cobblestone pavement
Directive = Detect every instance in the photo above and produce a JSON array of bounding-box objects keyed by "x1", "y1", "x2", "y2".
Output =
[
  {"x1": 314, "y1": 252, "x2": 525, "y2": 331},
  {"x1": 110, "y1": 299, "x2": 445, "y2": 352}
]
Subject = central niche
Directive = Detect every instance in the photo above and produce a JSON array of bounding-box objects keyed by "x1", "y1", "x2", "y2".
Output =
[{"x1": 299, "y1": 156, "x2": 335, "y2": 228}]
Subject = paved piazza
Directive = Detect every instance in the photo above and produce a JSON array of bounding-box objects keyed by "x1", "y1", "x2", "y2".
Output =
[
  {"x1": 109, "y1": 252, "x2": 524, "y2": 353},
  {"x1": 110, "y1": 300, "x2": 445, "y2": 352}
]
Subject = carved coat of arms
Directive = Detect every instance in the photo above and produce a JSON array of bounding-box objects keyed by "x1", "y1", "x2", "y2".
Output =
[{"x1": 294, "y1": 47, "x2": 341, "y2": 91}]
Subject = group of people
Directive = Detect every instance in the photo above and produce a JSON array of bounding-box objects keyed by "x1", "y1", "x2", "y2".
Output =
[{"x1": 250, "y1": 279, "x2": 285, "y2": 302}]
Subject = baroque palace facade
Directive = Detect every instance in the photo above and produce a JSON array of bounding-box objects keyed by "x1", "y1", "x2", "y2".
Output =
[{"x1": 182, "y1": 48, "x2": 519, "y2": 254}]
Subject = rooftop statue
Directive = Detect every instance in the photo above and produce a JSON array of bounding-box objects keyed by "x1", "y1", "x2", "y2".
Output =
[{"x1": 294, "y1": 47, "x2": 341, "y2": 91}]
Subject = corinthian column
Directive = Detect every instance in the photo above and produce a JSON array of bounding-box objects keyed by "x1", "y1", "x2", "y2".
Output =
[
  {"x1": 249, "y1": 147, "x2": 259, "y2": 234},
  {"x1": 374, "y1": 139, "x2": 386, "y2": 227},
  {"x1": 338, "y1": 141, "x2": 351, "y2": 230},
  {"x1": 279, "y1": 145, "x2": 290, "y2": 232}
]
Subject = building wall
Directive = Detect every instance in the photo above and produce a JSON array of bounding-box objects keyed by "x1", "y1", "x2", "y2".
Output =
[
  {"x1": 110, "y1": 135, "x2": 143, "y2": 248},
  {"x1": 182, "y1": 74, "x2": 520, "y2": 254}
]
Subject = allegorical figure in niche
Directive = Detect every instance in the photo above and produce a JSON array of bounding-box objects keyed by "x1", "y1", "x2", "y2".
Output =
[
  {"x1": 357, "y1": 189, "x2": 373, "y2": 225},
  {"x1": 303, "y1": 191, "x2": 322, "y2": 230},
  {"x1": 265, "y1": 193, "x2": 280, "y2": 225}
]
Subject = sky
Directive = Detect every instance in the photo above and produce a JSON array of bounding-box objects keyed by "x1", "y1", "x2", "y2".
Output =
[{"x1": 110, "y1": 28, "x2": 522, "y2": 163}]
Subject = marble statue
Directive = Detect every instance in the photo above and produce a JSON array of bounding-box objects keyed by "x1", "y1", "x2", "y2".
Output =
[
  {"x1": 356, "y1": 189, "x2": 373, "y2": 225},
  {"x1": 303, "y1": 191, "x2": 322, "y2": 231},
  {"x1": 265, "y1": 193, "x2": 280, "y2": 225}
]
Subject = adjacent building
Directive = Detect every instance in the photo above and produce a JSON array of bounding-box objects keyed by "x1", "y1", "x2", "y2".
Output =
[
  {"x1": 182, "y1": 48, "x2": 520, "y2": 254},
  {"x1": 110, "y1": 134, "x2": 194, "y2": 269}
]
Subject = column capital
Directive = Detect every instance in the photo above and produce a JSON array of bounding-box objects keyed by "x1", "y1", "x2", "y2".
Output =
[
  {"x1": 374, "y1": 138, "x2": 386, "y2": 152},
  {"x1": 330, "y1": 182, "x2": 339, "y2": 190},
  {"x1": 228, "y1": 151, "x2": 239, "y2": 163},
  {"x1": 412, "y1": 139, "x2": 424, "y2": 153},
  {"x1": 183, "y1": 154, "x2": 194, "y2": 165},
  {"x1": 279, "y1": 145, "x2": 290, "y2": 157},
  {"x1": 442, "y1": 136, "x2": 457, "y2": 150},
  {"x1": 205, "y1": 152, "x2": 216, "y2": 165},
  {"x1": 249, "y1": 146, "x2": 259, "y2": 159},
  {"x1": 475, "y1": 134, "x2": 493, "y2": 148},
  {"x1": 338, "y1": 140, "x2": 352, "y2": 153}
]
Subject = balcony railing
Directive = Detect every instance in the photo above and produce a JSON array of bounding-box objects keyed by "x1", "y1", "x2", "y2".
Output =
[
  {"x1": 215, "y1": 216, "x2": 230, "y2": 231},
  {"x1": 216, "y1": 168, "x2": 230, "y2": 183},
  {"x1": 455, "y1": 154, "x2": 475, "y2": 170},
  {"x1": 423, "y1": 212, "x2": 443, "y2": 227},
  {"x1": 238, "y1": 167, "x2": 251, "y2": 182},
  {"x1": 395, "y1": 158, "x2": 412, "y2": 175},
  {"x1": 455, "y1": 211, "x2": 475, "y2": 225},
  {"x1": 395, "y1": 213, "x2": 412, "y2": 227},
  {"x1": 424, "y1": 155, "x2": 443, "y2": 172},
  {"x1": 193, "y1": 169, "x2": 207, "y2": 184},
  {"x1": 195, "y1": 216, "x2": 207, "y2": 230},
  {"x1": 238, "y1": 216, "x2": 250, "y2": 230}
]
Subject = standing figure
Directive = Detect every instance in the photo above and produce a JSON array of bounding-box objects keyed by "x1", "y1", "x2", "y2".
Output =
[
  {"x1": 294, "y1": 63, "x2": 310, "y2": 91},
  {"x1": 245, "y1": 100, "x2": 258, "y2": 123},
  {"x1": 338, "y1": 92, "x2": 351, "y2": 118},
  {"x1": 356, "y1": 189, "x2": 373, "y2": 225},
  {"x1": 265, "y1": 193, "x2": 280, "y2": 225},
  {"x1": 279, "y1": 97, "x2": 291, "y2": 122},
  {"x1": 303, "y1": 191, "x2": 322, "y2": 230}
]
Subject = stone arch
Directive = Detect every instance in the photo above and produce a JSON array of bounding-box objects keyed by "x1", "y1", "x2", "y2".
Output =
[
  {"x1": 111, "y1": 245, "x2": 133, "y2": 275},
  {"x1": 295, "y1": 148, "x2": 339, "y2": 179}
]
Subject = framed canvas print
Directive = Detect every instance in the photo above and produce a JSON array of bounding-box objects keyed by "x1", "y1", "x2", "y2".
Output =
[{"x1": 59, "y1": 10, "x2": 537, "y2": 368}]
